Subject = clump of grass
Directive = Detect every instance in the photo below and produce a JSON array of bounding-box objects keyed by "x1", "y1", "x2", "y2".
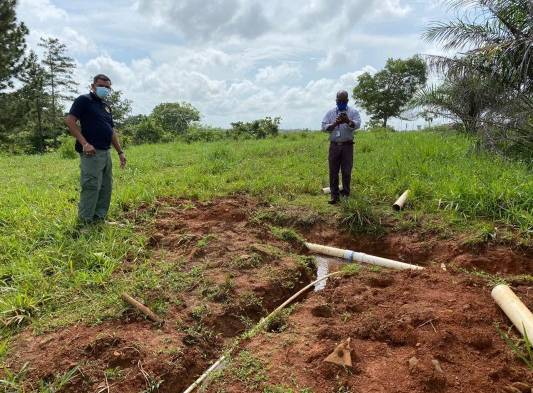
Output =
[
  {"x1": 232, "y1": 351, "x2": 268, "y2": 389},
  {"x1": 231, "y1": 253, "x2": 263, "y2": 270},
  {"x1": 496, "y1": 324, "x2": 533, "y2": 369},
  {"x1": 340, "y1": 194, "x2": 383, "y2": 235},
  {"x1": 0, "y1": 363, "x2": 28, "y2": 392},
  {"x1": 264, "y1": 386, "x2": 315, "y2": 393},
  {"x1": 201, "y1": 276, "x2": 235, "y2": 302},
  {"x1": 458, "y1": 268, "x2": 507, "y2": 287},
  {"x1": 0, "y1": 292, "x2": 44, "y2": 327},
  {"x1": 264, "y1": 307, "x2": 293, "y2": 333},
  {"x1": 342, "y1": 264, "x2": 361, "y2": 276},
  {"x1": 237, "y1": 291, "x2": 264, "y2": 313},
  {"x1": 196, "y1": 234, "x2": 216, "y2": 249},
  {"x1": 270, "y1": 226, "x2": 304, "y2": 243},
  {"x1": 104, "y1": 367, "x2": 124, "y2": 381}
]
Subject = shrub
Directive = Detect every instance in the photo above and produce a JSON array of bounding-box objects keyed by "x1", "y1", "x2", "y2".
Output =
[
  {"x1": 182, "y1": 123, "x2": 228, "y2": 143},
  {"x1": 129, "y1": 118, "x2": 164, "y2": 145},
  {"x1": 57, "y1": 135, "x2": 77, "y2": 159},
  {"x1": 229, "y1": 117, "x2": 281, "y2": 140}
]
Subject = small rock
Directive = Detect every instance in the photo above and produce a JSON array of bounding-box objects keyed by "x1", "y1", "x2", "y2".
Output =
[
  {"x1": 113, "y1": 351, "x2": 121, "y2": 357},
  {"x1": 408, "y1": 356, "x2": 419, "y2": 372},
  {"x1": 463, "y1": 304, "x2": 471, "y2": 311},
  {"x1": 416, "y1": 342, "x2": 421, "y2": 347},
  {"x1": 432, "y1": 359, "x2": 444, "y2": 373}
]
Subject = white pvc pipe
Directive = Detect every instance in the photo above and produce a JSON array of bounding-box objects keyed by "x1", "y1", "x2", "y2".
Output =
[
  {"x1": 322, "y1": 186, "x2": 343, "y2": 194},
  {"x1": 491, "y1": 284, "x2": 533, "y2": 340},
  {"x1": 393, "y1": 190, "x2": 410, "y2": 211},
  {"x1": 180, "y1": 271, "x2": 344, "y2": 393},
  {"x1": 305, "y1": 242, "x2": 423, "y2": 271},
  {"x1": 182, "y1": 355, "x2": 227, "y2": 393}
]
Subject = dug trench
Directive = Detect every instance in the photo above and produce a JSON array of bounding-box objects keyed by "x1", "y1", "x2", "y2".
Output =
[{"x1": 4, "y1": 196, "x2": 532, "y2": 392}]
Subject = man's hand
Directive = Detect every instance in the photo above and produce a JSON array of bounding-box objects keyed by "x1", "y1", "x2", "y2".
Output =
[
  {"x1": 83, "y1": 143, "x2": 96, "y2": 156},
  {"x1": 336, "y1": 113, "x2": 349, "y2": 125},
  {"x1": 119, "y1": 153, "x2": 127, "y2": 169}
]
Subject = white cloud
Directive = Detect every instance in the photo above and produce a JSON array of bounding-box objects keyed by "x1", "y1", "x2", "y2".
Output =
[
  {"x1": 17, "y1": 0, "x2": 450, "y2": 130},
  {"x1": 60, "y1": 27, "x2": 97, "y2": 54},
  {"x1": 255, "y1": 64, "x2": 301, "y2": 84},
  {"x1": 136, "y1": 0, "x2": 270, "y2": 41},
  {"x1": 376, "y1": 0, "x2": 411, "y2": 17},
  {"x1": 318, "y1": 48, "x2": 358, "y2": 70},
  {"x1": 18, "y1": 0, "x2": 67, "y2": 21}
]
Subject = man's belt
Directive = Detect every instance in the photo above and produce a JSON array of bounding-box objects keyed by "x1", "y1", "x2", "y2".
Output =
[{"x1": 330, "y1": 141, "x2": 354, "y2": 146}]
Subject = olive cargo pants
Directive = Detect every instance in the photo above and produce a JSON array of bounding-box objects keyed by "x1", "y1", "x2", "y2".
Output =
[{"x1": 78, "y1": 149, "x2": 112, "y2": 222}]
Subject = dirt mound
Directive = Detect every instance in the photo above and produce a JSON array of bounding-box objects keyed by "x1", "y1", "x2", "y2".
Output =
[
  {"x1": 4, "y1": 196, "x2": 532, "y2": 392},
  {"x1": 206, "y1": 268, "x2": 533, "y2": 393},
  {"x1": 5, "y1": 196, "x2": 312, "y2": 392}
]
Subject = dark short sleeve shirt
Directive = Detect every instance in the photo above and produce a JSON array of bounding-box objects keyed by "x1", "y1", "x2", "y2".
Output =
[{"x1": 69, "y1": 93, "x2": 114, "y2": 152}]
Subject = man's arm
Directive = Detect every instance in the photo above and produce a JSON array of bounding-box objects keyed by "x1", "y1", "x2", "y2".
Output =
[
  {"x1": 65, "y1": 114, "x2": 95, "y2": 155},
  {"x1": 321, "y1": 111, "x2": 340, "y2": 132},
  {"x1": 346, "y1": 109, "x2": 361, "y2": 130},
  {"x1": 112, "y1": 129, "x2": 126, "y2": 168}
]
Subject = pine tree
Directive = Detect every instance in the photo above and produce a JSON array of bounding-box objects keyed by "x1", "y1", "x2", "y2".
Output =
[
  {"x1": 0, "y1": 0, "x2": 28, "y2": 91},
  {"x1": 18, "y1": 51, "x2": 52, "y2": 153},
  {"x1": 38, "y1": 37, "x2": 78, "y2": 139}
]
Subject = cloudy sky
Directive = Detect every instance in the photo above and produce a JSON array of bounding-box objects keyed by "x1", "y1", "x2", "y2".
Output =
[{"x1": 17, "y1": 0, "x2": 451, "y2": 129}]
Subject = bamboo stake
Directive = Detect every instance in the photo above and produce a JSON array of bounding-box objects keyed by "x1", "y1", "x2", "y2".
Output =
[{"x1": 121, "y1": 293, "x2": 163, "y2": 324}]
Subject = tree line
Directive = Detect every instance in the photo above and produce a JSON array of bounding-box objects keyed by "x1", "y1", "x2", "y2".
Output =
[
  {"x1": 0, "y1": 1, "x2": 280, "y2": 155},
  {"x1": 1, "y1": 0, "x2": 531, "y2": 160}
]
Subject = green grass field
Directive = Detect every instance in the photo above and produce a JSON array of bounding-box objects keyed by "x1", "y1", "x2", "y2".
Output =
[{"x1": 1, "y1": 129, "x2": 532, "y2": 358}]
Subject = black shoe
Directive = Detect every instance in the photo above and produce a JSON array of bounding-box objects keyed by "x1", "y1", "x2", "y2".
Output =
[{"x1": 328, "y1": 198, "x2": 340, "y2": 205}]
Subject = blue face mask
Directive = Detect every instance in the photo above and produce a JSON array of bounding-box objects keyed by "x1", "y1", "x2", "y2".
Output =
[
  {"x1": 337, "y1": 102, "x2": 348, "y2": 111},
  {"x1": 95, "y1": 86, "x2": 111, "y2": 99}
]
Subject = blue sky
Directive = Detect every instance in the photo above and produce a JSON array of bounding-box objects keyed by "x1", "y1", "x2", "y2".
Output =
[{"x1": 17, "y1": 0, "x2": 452, "y2": 129}]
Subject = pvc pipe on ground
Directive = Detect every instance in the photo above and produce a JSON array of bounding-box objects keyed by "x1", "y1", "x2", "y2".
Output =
[
  {"x1": 305, "y1": 242, "x2": 423, "y2": 271},
  {"x1": 181, "y1": 271, "x2": 344, "y2": 393},
  {"x1": 393, "y1": 190, "x2": 410, "y2": 211},
  {"x1": 491, "y1": 284, "x2": 533, "y2": 340},
  {"x1": 322, "y1": 186, "x2": 343, "y2": 194}
]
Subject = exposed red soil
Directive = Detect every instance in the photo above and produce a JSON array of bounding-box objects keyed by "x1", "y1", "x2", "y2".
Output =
[
  {"x1": 309, "y1": 225, "x2": 532, "y2": 275},
  {"x1": 5, "y1": 196, "x2": 312, "y2": 392},
  {"x1": 4, "y1": 196, "x2": 532, "y2": 393},
  {"x1": 207, "y1": 268, "x2": 533, "y2": 393}
]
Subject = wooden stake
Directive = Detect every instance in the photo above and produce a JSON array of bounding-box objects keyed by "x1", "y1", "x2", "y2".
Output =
[{"x1": 121, "y1": 293, "x2": 163, "y2": 324}]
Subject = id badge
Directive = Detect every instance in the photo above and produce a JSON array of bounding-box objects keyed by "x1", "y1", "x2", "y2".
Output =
[{"x1": 335, "y1": 130, "x2": 341, "y2": 138}]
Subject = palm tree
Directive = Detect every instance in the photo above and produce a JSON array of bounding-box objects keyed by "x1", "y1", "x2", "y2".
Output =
[
  {"x1": 420, "y1": 0, "x2": 532, "y2": 158},
  {"x1": 423, "y1": 0, "x2": 532, "y2": 92}
]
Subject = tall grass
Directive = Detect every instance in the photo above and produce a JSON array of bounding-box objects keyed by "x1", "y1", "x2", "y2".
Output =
[{"x1": 0, "y1": 129, "x2": 531, "y2": 342}]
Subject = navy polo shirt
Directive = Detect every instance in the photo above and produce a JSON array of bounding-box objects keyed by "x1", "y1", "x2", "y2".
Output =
[{"x1": 69, "y1": 92, "x2": 114, "y2": 152}]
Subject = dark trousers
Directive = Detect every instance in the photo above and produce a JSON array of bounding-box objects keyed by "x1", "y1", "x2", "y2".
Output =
[{"x1": 329, "y1": 142, "x2": 353, "y2": 199}]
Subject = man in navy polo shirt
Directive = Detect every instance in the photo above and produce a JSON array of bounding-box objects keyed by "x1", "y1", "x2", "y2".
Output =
[{"x1": 65, "y1": 74, "x2": 127, "y2": 224}]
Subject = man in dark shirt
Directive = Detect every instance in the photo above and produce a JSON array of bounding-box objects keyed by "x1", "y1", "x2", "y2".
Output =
[{"x1": 65, "y1": 74, "x2": 126, "y2": 224}]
